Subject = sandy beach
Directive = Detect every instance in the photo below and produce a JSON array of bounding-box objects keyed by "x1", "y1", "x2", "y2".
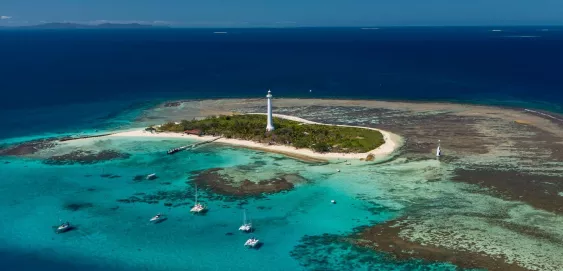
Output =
[{"x1": 108, "y1": 114, "x2": 401, "y2": 161}]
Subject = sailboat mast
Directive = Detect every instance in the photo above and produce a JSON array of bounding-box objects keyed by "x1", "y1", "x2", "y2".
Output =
[
  {"x1": 243, "y1": 209, "x2": 247, "y2": 224},
  {"x1": 195, "y1": 184, "x2": 198, "y2": 204}
]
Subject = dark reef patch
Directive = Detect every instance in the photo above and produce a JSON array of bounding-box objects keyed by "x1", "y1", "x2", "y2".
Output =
[
  {"x1": 100, "y1": 174, "x2": 121, "y2": 179},
  {"x1": 117, "y1": 189, "x2": 192, "y2": 205},
  {"x1": 164, "y1": 101, "x2": 182, "y2": 107},
  {"x1": 453, "y1": 168, "x2": 563, "y2": 214},
  {"x1": 133, "y1": 175, "x2": 145, "y2": 181},
  {"x1": 290, "y1": 233, "x2": 461, "y2": 270},
  {"x1": 44, "y1": 150, "x2": 131, "y2": 165},
  {"x1": 63, "y1": 202, "x2": 94, "y2": 212},
  {"x1": 189, "y1": 168, "x2": 306, "y2": 197},
  {"x1": 348, "y1": 220, "x2": 529, "y2": 271},
  {"x1": 0, "y1": 138, "x2": 58, "y2": 156}
]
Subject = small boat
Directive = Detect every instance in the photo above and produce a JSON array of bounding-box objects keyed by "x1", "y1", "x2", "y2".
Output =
[
  {"x1": 149, "y1": 213, "x2": 165, "y2": 223},
  {"x1": 56, "y1": 222, "x2": 71, "y2": 233},
  {"x1": 238, "y1": 209, "x2": 253, "y2": 233},
  {"x1": 436, "y1": 140, "x2": 442, "y2": 157},
  {"x1": 146, "y1": 173, "x2": 157, "y2": 180},
  {"x1": 190, "y1": 185, "x2": 206, "y2": 214},
  {"x1": 331, "y1": 200, "x2": 336, "y2": 204},
  {"x1": 244, "y1": 237, "x2": 260, "y2": 248}
]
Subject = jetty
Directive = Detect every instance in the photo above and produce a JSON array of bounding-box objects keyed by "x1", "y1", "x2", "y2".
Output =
[{"x1": 166, "y1": 137, "x2": 222, "y2": 155}]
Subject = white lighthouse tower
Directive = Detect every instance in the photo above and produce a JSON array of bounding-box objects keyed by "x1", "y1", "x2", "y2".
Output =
[{"x1": 266, "y1": 89, "x2": 275, "y2": 132}]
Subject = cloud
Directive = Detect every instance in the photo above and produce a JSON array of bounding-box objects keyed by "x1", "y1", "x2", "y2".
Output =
[{"x1": 1, "y1": 16, "x2": 12, "y2": 20}]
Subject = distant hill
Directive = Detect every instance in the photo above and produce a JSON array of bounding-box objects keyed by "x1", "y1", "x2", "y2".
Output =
[{"x1": 12, "y1": 23, "x2": 169, "y2": 29}]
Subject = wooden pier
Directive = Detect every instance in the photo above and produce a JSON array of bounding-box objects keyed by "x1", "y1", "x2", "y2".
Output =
[{"x1": 167, "y1": 137, "x2": 222, "y2": 155}]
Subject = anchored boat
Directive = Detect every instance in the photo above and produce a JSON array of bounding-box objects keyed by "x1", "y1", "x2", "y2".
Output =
[
  {"x1": 238, "y1": 209, "x2": 253, "y2": 233},
  {"x1": 56, "y1": 222, "x2": 72, "y2": 233},
  {"x1": 190, "y1": 185, "x2": 206, "y2": 214},
  {"x1": 244, "y1": 237, "x2": 260, "y2": 248}
]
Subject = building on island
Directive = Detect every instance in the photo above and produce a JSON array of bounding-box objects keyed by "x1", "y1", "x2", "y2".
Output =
[
  {"x1": 184, "y1": 129, "x2": 203, "y2": 136},
  {"x1": 266, "y1": 89, "x2": 275, "y2": 132}
]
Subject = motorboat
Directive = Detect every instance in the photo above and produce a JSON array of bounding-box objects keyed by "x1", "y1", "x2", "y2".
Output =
[
  {"x1": 238, "y1": 209, "x2": 253, "y2": 232},
  {"x1": 244, "y1": 237, "x2": 260, "y2": 248},
  {"x1": 56, "y1": 222, "x2": 71, "y2": 233},
  {"x1": 331, "y1": 200, "x2": 336, "y2": 204},
  {"x1": 149, "y1": 213, "x2": 165, "y2": 223}
]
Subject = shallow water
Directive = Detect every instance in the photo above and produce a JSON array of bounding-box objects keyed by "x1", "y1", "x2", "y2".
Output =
[{"x1": 0, "y1": 136, "x2": 470, "y2": 270}]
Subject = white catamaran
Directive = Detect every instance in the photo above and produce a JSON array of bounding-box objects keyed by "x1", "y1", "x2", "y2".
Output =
[
  {"x1": 244, "y1": 237, "x2": 260, "y2": 248},
  {"x1": 238, "y1": 209, "x2": 253, "y2": 233},
  {"x1": 190, "y1": 184, "x2": 206, "y2": 214}
]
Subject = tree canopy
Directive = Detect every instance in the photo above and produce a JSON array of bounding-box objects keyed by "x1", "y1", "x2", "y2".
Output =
[{"x1": 156, "y1": 115, "x2": 384, "y2": 153}]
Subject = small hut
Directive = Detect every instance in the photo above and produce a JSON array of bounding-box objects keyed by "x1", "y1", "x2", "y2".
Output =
[{"x1": 184, "y1": 129, "x2": 203, "y2": 136}]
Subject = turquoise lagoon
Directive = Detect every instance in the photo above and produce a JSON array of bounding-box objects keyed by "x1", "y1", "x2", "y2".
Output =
[{"x1": 0, "y1": 135, "x2": 465, "y2": 271}]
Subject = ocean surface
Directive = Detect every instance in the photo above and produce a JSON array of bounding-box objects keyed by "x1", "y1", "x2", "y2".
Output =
[
  {"x1": 1, "y1": 27, "x2": 563, "y2": 139},
  {"x1": 1, "y1": 27, "x2": 562, "y2": 270}
]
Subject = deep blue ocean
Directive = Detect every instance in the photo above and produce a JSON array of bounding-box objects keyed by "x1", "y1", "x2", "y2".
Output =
[
  {"x1": 1, "y1": 27, "x2": 563, "y2": 271},
  {"x1": 1, "y1": 27, "x2": 562, "y2": 139}
]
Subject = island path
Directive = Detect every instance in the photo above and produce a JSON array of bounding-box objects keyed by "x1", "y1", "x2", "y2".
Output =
[{"x1": 108, "y1": 113, "x2": 402, "y2": 162}]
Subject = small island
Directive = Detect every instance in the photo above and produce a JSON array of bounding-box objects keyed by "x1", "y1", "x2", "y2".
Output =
[
  {"x1": 155, "y1": 114, "x2": 385, "y2": 154},
  {"x1": 110, "y1": 90, "x2": 398, "y2": 161}
]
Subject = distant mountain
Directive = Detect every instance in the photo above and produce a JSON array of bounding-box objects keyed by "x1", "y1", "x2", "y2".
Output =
[{"x1": 13, "y1": 23, "x2": 169, "y2": 29}]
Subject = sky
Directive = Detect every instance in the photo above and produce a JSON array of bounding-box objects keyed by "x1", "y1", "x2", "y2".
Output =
[{"x1": 1, "y1": 0, "x2": 563, "y2": 27}]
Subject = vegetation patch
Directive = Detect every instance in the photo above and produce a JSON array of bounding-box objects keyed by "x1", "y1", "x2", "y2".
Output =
[{"x1": 157, "y1": 115, "x2": 384, "y2": 153}]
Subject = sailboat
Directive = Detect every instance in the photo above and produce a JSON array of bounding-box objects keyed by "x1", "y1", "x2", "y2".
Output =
[
  {"x1": 238, "y1": 209, "x2": 253, "y2": 232},
  {"x1": 436, "y1": 140, "x2": 442, "y2": 157},
  {"x1": 190, "y1": 184, "x2": 206, "y2": 214}
]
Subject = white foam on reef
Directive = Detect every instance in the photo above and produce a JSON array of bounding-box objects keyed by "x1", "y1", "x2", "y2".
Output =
[{"x1": 524, "y1": 109, "x2": 563, "y2": 122}]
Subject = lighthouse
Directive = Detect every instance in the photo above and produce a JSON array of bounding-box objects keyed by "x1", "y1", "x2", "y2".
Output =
[{"x1": 266, "y1": 89, "x2": 275, "y2": 131}]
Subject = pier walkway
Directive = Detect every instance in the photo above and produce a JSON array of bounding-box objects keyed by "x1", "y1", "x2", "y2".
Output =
[{"x1": 167, "y1": 137, "x2": 222, "y2": 155}]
